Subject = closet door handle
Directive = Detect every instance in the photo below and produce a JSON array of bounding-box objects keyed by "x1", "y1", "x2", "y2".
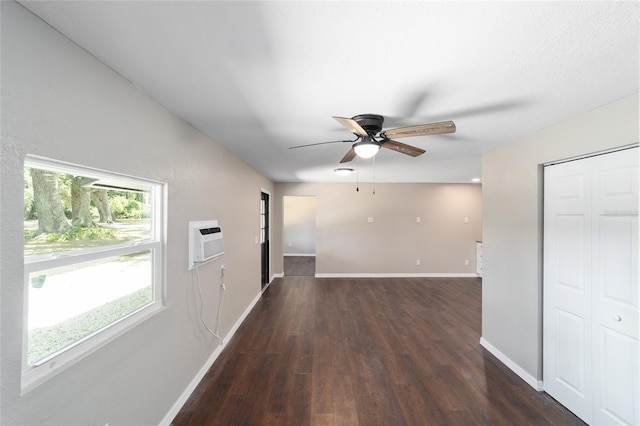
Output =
[{"x1": 613, "y1": 314, "x2": 622, "y2": 322}]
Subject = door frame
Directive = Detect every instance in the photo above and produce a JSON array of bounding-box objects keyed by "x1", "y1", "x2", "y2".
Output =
[{"x1": 260, "y1": 189, "x2": 271, "y2": 292}]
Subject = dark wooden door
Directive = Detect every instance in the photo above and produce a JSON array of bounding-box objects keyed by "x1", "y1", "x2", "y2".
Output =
[{"x1": 260, "y1": 191, "x2": 269, "y2": 289}]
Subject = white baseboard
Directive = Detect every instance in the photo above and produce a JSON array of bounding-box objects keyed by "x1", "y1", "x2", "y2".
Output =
[
  {"x1": 271, "y1": 273, "x2": 284, "y2": 280},
  {"x1": 159, "y1": 292, "x2": 262, "y2": 425},
  {"x1": 283, "y1": 253, "x2": 316, "y2": 257},
  {"x1": 479, "y1": 337, "x2": 544, "y2": 391},
  {"x1": 314, "y1": 272, "x2": 479, "y2": 278}
]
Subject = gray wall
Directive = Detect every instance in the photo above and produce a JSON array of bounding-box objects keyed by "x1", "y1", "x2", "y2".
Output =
[
  {"x1": 482, "y1": 93, "x2": 639, "y2": 382},
  {"x1": 273, "y1": 182, "x2": 482, "y2": 276},
  {"x1": 283, "y1": 196, "x2": 317, "y2": 255},
  {"x1": 1, "y1": 2, "x2": 273, "y2": 424}
]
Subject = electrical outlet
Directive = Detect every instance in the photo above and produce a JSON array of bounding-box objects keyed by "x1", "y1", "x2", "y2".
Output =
[
  {"x1": 464, "y1": 217, "x2": 469, "y2": 224},
  {"x1": 464, "y1": 259, "x2": 469, "y2": 266},
  {"x1": 368, "y1": 217, "x2": 374, "y2": 223},
  {"x1": 416, "y1": 216, "x2": 421, "y2": 223},
  {"x1": 416, "y1": 259, "x2": 421, "y2": 266}
]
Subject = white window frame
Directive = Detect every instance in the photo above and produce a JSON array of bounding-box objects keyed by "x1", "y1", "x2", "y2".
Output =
[{"x1": 22, "y1": 155, "x2": 166, "y2": 393}]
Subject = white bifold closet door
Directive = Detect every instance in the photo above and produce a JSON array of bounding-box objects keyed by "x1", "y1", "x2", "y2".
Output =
[{"x1": 543, "y1": 147, "x2": 638, "y2": 425}]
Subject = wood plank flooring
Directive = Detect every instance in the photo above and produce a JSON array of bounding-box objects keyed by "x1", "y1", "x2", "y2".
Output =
[
  {"x1": 172, "y1": 277, "x2": 584, "y2": 425},
  {"x1": 284, "y1": 256, "x2": 315, "y2": 276}
]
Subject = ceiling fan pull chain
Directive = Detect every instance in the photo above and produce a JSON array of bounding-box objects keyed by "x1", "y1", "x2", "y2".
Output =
[
  {"x1": 372, "y1": 156, "x2": 376, "y2": 195},
  {"x1": 356, "y1": 156, "x2": 359, "y2": 192}
]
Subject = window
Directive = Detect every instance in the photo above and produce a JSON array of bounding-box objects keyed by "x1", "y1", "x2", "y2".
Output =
[{"x1": 22, "y1": 156, "x2": 165, "y2": 392}]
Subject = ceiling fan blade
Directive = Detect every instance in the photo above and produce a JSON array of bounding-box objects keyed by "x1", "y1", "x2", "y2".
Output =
[
  {"x1": 381, "y1": 120, "x2": 456, "y2": 139},
  {"x1": 381, "y1": 140, "x2": 426, "y2": 157},
  {"x1": 339, "y1": 148, "x2": 357, "y2": 163},
  {"x1": 289, "y1": 139, "x2": 356, "y2": 149},
  {"x1": 332, "y1": 116, "x2": 368, "y2": 137}
]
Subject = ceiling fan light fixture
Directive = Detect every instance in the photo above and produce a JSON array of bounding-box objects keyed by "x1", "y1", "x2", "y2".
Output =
[
  {"x1": 353, "y1": 140, "x2": 380, "y2": 159},
  {"x1": 334, "y1": 167, "x2": 354, "y2": 176}
]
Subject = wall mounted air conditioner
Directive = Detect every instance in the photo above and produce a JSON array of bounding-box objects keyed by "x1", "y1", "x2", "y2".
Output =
[{"x1": 189, "y1": 220, "x2": 224, "y2": 270}]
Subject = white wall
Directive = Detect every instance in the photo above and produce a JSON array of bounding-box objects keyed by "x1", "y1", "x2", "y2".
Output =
[
  {"x1": 482, "y1": 93, "x2": 639, "y2": 385},
  {"x1": 0, "y1": 2, "x2": 273, "y2": 424},
  {"x1": 273, "y1": 182, "x2": 482, "y2": 276}
]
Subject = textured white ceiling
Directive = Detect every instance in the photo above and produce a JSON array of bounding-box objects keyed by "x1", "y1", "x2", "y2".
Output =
[{"x1": 19, "y1": 1, "x2": 639, "y2": 183}]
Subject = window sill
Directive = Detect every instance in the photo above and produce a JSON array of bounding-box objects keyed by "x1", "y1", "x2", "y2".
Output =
[{"x1": 21, "y1": 301, "x2": 166, "y2": 395}]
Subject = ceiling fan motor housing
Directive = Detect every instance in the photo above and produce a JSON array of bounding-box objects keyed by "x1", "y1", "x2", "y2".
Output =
[{"x1": 352, "y1": 114, "x2": 384, "y2": 136}]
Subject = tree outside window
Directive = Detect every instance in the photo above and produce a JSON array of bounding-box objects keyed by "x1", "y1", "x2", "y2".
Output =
[{"x1": 22, "y1": 156, "x2": 164, "y2": 392}]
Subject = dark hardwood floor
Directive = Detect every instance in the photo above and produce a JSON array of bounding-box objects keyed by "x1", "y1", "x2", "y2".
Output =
[
  {"x1": 172, "y1": 277, "x2": 583, "y2": 425},
  {"x1": 284, "y1": 256, "x2": 315, "y2": 276}
]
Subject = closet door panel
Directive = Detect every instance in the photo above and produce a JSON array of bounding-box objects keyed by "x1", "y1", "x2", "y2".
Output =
[
  {"x1": 543, "y1": 161, "x2": 593, "y2": 423},
  {"x1": 592, "y1": 149, "x2": 638, "y2": 425},
  {"x1": 544, "y1": 147, "x2": 638, "y2": 425}
]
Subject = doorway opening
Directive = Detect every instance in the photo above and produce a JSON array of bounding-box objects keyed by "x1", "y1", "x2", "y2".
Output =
[{"x1": 283, "y1": 196, "x2": 316, "y2": 277}]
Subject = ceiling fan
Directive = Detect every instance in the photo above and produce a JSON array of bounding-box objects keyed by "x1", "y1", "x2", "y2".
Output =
[{"x1": 289, "y1": 114, "x2": 456, "y2": 163}]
